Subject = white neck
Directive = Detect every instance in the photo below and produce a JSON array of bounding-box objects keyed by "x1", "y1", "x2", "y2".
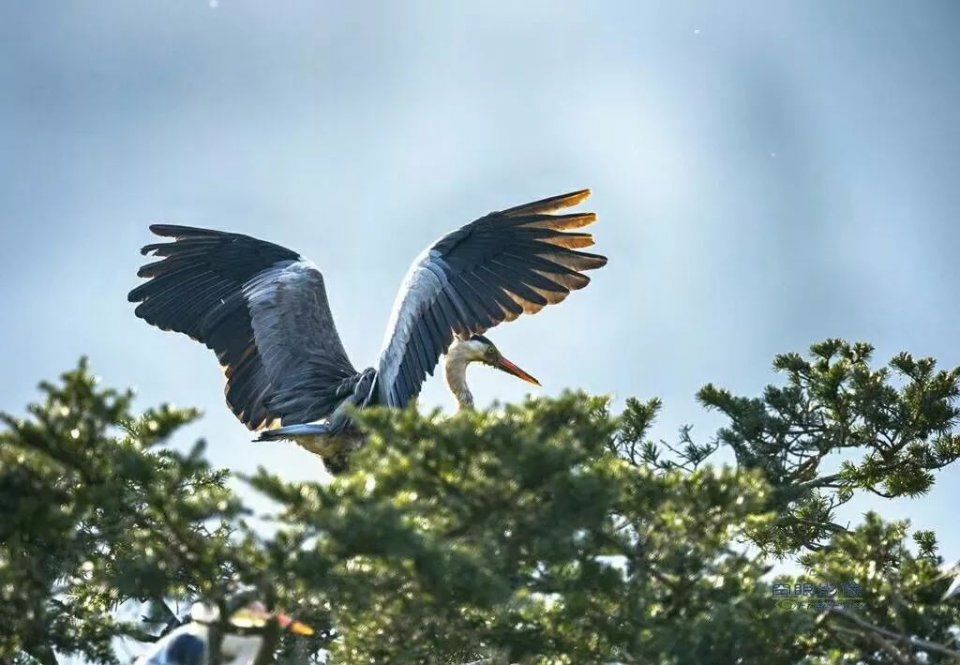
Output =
[
  {"x1": 444, "y1": 339, "x2": 483, "y2": 410},
  {"x1": 444, "y1": 354, "x2": 474, "y2": 410}
]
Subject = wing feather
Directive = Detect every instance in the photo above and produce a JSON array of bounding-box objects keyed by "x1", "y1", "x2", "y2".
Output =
[
  {"x1": 377, "y1": 189, "x2": 606, "y2": 407},
  {"x1": 129, "y1": 225, "x2": 358, "y2": 429}
]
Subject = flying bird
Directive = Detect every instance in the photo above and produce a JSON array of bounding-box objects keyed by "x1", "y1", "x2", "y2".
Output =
[
  {"x1": 135, "y1": 601, "x2": 313, "y2": 665},
  {"x1": 129, "y1": 190, "x2": 606, "y2": 471}
]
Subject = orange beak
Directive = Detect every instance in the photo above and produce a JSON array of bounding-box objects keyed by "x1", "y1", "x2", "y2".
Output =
[
  {"x1": 276, "y1": 612, "x2": 315, "y2": 637},
  {"x1": 493, "y1": 355, "x2": 541, "y2": 386}
]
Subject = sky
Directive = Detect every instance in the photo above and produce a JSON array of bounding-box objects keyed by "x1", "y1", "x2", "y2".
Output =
[{"x1": 2, "y1": 1, "x2": 960, "y2": 569}]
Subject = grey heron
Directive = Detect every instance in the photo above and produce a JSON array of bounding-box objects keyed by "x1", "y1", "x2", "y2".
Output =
[
  {"x1": 129, "y1": 189, "x2": 605, "y2": 471},
  {"x1": 135, "y1": 601, "x2": 313, "y2": 664}
]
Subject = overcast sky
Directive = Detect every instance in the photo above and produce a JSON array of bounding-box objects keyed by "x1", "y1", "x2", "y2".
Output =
[{"x1": 2, "y1": 1, "x2": 960, "y2": 566}]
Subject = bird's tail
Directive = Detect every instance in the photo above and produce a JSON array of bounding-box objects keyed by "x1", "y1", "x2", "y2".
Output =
[{"x1": 255, "y1": 422, "x2": 333, "y2": 442}]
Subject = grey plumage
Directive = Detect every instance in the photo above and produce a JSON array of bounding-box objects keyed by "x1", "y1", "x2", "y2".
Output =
[
  {"x1": 130, "y1": 190, "x2": 605, "y2": 469},
  {"x1": 129, "y1": 226, "x2": 358, "y2": 430},
  {"x1": 376, "y1": 189, "x2": 605, "y2": 408}
]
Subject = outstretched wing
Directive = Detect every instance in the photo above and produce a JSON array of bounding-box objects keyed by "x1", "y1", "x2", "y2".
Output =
[
  {"x1": 129, "y1": 225, "x2": 357, "y2": 429},
  {"x1": 376, "y1": 189, "x2": 606, "y2": 408}
]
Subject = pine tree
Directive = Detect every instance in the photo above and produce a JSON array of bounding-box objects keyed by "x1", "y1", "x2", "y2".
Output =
[{"x1": 2, "y1": 341, "x2": 959, "y2": 663}]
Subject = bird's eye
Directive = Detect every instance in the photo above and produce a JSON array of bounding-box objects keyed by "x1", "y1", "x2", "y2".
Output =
[{"x1": 486, "y1": 348, "x2": 498, "y2": 360}]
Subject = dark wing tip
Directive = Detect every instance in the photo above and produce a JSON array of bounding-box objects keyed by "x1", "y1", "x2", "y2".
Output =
[
  {"x1": 148, "y1": 223, "x2": 214, "y2": 237},
  {"x1": 564, "y1": 188, "x2": 592, "y2": 204},
  {"x1": 565, "y1": 250, "x2": 608, "y2": 271},
  {"x1": 141, "y1": 224, "x2": 202, "y2": 254},
  {"x1": 501, "y1": 189, "x2": 592, "y2": 217},
  {"x1": 148, "y1": 223, "x2": 185, "y2": 236},
  {"x1": 585, "y1": 252, "x2": 608, "y2": 269}
]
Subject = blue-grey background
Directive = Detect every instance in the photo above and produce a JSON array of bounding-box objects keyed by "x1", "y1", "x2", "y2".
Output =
[{"x1": 2, "y1": 0, "x2": 959, "y2": 574}]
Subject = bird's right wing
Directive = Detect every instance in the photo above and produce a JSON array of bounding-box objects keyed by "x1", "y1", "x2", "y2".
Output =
[
  {"x1": 376, "y1": 189, "x2": 606, "y2": 407},
  {"x1": 129, "y1": 226, "x2": 359, "y2": 430}
]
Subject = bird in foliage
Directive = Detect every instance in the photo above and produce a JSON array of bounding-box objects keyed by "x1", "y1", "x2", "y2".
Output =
[
  {"x1": 129, "y1": 190, "x2": 605, "y2": 472},
  {"x1": 135, "y1": 601, "x2": 313, "y2": 665}
]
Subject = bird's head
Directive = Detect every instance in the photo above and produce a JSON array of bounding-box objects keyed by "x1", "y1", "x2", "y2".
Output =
[
  {"x1": 190, "y1": 600, "x2": 314, "y2": 637},
  {"x1": 229, "y1": 601, "x2": 315, "y2": 637},
  {"x1": 452, "y1": 334, "x2": 541, "y2": 386}
]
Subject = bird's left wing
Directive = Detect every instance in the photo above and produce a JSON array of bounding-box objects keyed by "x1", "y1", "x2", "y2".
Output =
[
  {"x1": 376, "y1": 189, "x2": 606, "y2": 407},
  {"x1": 129, "y1": 225, "x2": 359, "y2": 430}
]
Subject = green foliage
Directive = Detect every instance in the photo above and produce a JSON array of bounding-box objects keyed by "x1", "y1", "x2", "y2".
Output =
[
  {"x1": 2, "y1": 342, "x2": 960, "y2": 663},
  {"x1": 688, "y1": 340, "x2": 960, "y2": 554},
  {"x1": 0, "y1": 360, "x2": 252, "y2": 663},
  {"x1": 250, "y1": 397, "x2": 802, "y2": 663},
  {"x1": 798, "y1": 514, "x2": 960, "y2": 663}
]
